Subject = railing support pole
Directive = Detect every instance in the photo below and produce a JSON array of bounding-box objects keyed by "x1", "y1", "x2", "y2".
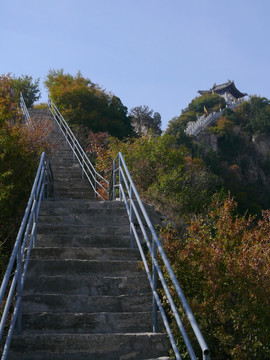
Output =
[
  {"x1": 82, "y1": 160, "x2": 85, "y2": 180},
  {"x1": 203, "y1": 351, "x2": 211, "y2": 360},
  {"x1": 16, "y1": 244, "x2": 22, "y2": 335},
  {"x1": 152, "y1": 238, "x2": 158, "y2": 332},
  {"x1": 73, "y1": 140, "x2": 76, "y2": 162},
  {"x1": 44, "y1": 162, "x2": 48, "y2": 199},
  {"x1": 119, "y1": 157, "x2": 122, "y2": 201},
  {"x1": 94, "y1": 173, "x2": 97, "y2": 200},
  {"x1": 113, "y1": 159, "x2": 116, "y2": 200},
  {"x1": 33, "y1": 188, "x2": 37, "y2": 248},
  {"x1": 130, "y1": 187, "x2": 134, "y2": 248}
]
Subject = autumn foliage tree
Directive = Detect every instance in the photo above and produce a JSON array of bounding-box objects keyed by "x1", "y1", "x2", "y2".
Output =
[
  {"x1": 0, "y1": 74, "x2": 52, "y2": 276},
  {"x1": 45, "y1": 69, "x2": 133, "y2": 139},
  {"x1": 160, "y1": 196, "x2": 270, "y2": 359},
  {"x1": 12, "y1": 75, "x2": 41, "y2": 108}
]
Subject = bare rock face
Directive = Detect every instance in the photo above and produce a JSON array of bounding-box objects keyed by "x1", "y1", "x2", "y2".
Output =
[
  {"x1": 194, "y1": 124, "x2": 270, "y2": 188},
  {"x1": 252, "y1": 134, "x2": 270, "y2": 161},
  {"x1": 195, "y1": 130, "x2": 218, "y2": 154}
]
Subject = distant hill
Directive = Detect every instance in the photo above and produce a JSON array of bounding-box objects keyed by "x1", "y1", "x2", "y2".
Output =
[{"x1": 167, "y1": 91, "x2": 270, "y2": 215}]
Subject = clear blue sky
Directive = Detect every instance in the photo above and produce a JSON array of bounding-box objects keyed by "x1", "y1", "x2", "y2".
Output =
[{"x1": 1, "y1": 0, "x2": 270, "y2": 130}]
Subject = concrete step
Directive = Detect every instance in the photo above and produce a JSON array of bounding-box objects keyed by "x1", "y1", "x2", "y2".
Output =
[
  {"x1": 22, "y1": 293, "x2": 153, "y2": 313},
  {"x1": 145, "y1": 358, "x2": 171, "y2": 360},
  {"x1": 39, "y1": 206, "x2": 126, "y2": 217},
  {"x1": 41, "y1": 199, "x2": 123, "y2": 206},
  {"x1": 29, "y1": 247, "x2": 139, "y2": 260},
  {"x1": 27, "y1": 259, "x2": 143, "y2": 276},
  {"x1": 51, "y1": 156, "x2": 79, "y2": 162},
  {"x1": 36, "y1": 233, "x2": 130, "y2": 248},
  {"x1": 40, "y1": 199, "x2": 125, "y2": 211},
  {"x1": 53, "y1": 187, "x2": 94, "y2": 195},
  {"x1": 53, "y1": 191, "x2": 94, "y2": 199},
  {"x1": 22, "y1": 311, "x2": 153, "y2": 334},
  {"x1": 9, "y1": 333, "x2": 170, "y2": 359},
  {"x1": 53, "y1": 185, "x2": 93, "y2": 192},
  {"x1": 37, "y1": 224, "x2": 130, "y2": 237},
  {"x1": 37, "y1": 214, "x2": 128, "y2": 226},
  {"x1": 51, "y1": 163, "x2": 81, "y2": 169},
  {"x1": 23, "y1": 274, "x2": 151, "y2": 296}
]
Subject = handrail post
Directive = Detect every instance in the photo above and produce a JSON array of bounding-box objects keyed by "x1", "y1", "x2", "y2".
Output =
[
  {"x1": 44, "y1": 160, "x2": 48, "y2": 199},
  {"x1": 94, "y1": 172, "x2": 97, "y2": 199},
  {"x1": 152, "y1": 238, "x2": 158, "y2": 332},
  {"x1": 130, "y1": 186, "x2": 134, "y2": 248},
  {"x1": 82, "y1": 158, "x2": 85, "y2": 180},
  {"x1": 119, "y1": 156, "x2": 122, "y2": 201},
  {"x1": 112, "y1": 159, "x2": 116, "y2": 200},
  {"x1": 16, "y1": 246, "x2": 22, "y2": 335},
  {"x1": 33, "y1": 186, "x2": 38, "y2": 248},
  {"x1": 73, "y1": 140, "x2": 76, "y2": 162}
]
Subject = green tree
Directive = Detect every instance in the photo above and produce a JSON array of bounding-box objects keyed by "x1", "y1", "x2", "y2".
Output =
[
  {"x1": 187, "y1": 93, "x2": 226, "y2": 114},
  {"x1": 96, "y1": 134, "x2": 220, "y2": 227},
  {"x1": 45, "y1": 69, "x2": 132, "y2": 139},
  {"x1": 12, "y1": 75, "x2": 41, "y2": 108},
  {"x1": 167, "y1": 93, "x2": 226, "y2": 144}
]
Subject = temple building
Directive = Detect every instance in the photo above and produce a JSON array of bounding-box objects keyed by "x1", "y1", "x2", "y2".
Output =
[{"x1": 198, "y1": 80, "x2": 247, "y2": 105}]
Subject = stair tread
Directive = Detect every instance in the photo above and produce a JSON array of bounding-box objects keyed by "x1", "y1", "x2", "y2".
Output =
[
  {"x1": 9, "y1": 332, "x2": 169, "y2": 359},
  {"x1": 22, "y1": 293, "x2": 153, "y2": 313}
]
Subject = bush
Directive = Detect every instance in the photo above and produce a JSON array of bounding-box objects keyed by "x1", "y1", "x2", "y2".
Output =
[
  {"x1": 96, "y1": 134, "x2": 220, "y2": 227},
  {"x1": 160, "y1": 196, "x2": 270, "y2": 359}
]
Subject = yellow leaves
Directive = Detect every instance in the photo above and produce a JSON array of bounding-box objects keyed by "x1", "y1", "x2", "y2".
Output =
[{"x1": 210, "y1": 117, "x2": 234, "y2": 135}]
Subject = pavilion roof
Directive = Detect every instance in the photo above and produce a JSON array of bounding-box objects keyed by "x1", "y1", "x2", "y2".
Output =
[{"x1": 198, "y1": 80, "x2": 247, "y2": 99}]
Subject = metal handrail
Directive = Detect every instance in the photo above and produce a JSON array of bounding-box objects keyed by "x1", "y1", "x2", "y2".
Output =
[
  {"x1": 110, "y1": 152, "x2": 210, "y2": 360},
  {"x1": 0, "y1": 152, "x2": 54, "y2": 360},
  {"x1": 19, "y1": 92, "x2": 31, "y2": 123},
  {"x1": 48, "y1": 99, "x2": 109, "y2": 200},
  {"x1": 185, "y1": 97, "x2": 246, "y2": 136}
]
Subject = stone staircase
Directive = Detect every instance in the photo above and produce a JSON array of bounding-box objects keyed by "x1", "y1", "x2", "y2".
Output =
[{"x1": 8, "y1": 109, "x2": 170, "y2": 359}]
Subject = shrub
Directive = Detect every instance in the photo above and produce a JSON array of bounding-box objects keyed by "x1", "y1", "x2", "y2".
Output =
[{"x1": 160, "y1": 196, "x2": 270, "y2": 359}]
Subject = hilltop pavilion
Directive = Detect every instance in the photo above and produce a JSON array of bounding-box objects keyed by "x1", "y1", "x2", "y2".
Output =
[{"x1": 198, "y1": 80, "x2": 247, "y2": 104}]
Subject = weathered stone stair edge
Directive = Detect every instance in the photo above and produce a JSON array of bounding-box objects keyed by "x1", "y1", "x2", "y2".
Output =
[{"x1": 9, "y1": 333, "x2": 170, "y2": 360}]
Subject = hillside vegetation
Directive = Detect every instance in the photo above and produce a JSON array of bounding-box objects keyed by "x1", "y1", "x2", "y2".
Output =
[
  {"x1": 1, "y1": 71, "x2": 270, "y2": 359},
  {"x1": 168, "y1": 93, "x2": 270, "y2": 215},
  {"x1": 0, "y1": 74, "x2": 52, "y2": 274}
]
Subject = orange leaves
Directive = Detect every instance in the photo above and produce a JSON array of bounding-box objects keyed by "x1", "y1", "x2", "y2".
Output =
[
  {"x1": 159, "y1": 195, "x2": 270, "y2": 358},
  {"x1": 20, "y1": 117, "x2": 54, "y2": 156}
]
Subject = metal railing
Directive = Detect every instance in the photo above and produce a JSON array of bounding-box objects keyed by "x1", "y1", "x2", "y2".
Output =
[
  {"x1": 110, "y1": 152, "x2": 210, "y2": 360},
  {"x1": 48, "y1": 99, "x2": 109, "y2": 200},
  {"x1": 19, "y1": 92, "x2": 31, "y2": 123},
  {"x1": 185, "y1": 97, "x2": 246, "y2": 136},
  {"x1": 0, "y1": 152, "x2": 54, "y2": 360}
]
